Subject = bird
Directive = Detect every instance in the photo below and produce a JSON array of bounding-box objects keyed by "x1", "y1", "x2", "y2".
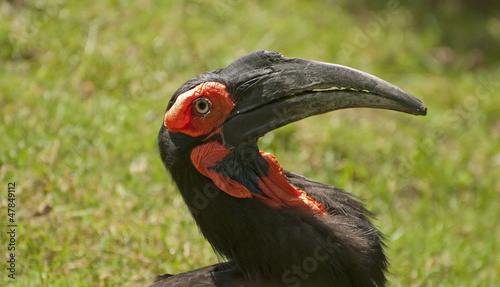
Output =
[{"x1": 153, "y1": 50, "x2": 427, "y2": 287}]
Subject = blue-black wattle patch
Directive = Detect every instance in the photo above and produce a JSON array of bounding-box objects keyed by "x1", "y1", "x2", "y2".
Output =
[{"x1": 207, "y1": 141, "x2": 270, "y2": 198}]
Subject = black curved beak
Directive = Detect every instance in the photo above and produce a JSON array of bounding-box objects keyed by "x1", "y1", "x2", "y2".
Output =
[{"x1": 220, "y1": 51, "x2": 427, "y2": 147}]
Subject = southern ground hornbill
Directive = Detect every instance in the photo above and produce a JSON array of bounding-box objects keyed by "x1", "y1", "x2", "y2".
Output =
[{"x1": 153, "y1": 50, "x2": 427, "y2": 287}]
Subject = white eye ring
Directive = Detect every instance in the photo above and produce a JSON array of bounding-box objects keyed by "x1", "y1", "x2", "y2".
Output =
[{"x1": 193, "y1": 97, "x2": 211, "y2": 115}]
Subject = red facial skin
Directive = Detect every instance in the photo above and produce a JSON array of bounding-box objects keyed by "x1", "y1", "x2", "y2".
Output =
[
  {"x1": 164, "y1": 82, "x2": 235, "y2": 137},
  {"x1": 165, "y1": 82, "x2": 326, "y2": 216}
]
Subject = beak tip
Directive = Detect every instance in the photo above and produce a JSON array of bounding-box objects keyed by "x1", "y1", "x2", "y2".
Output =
[{"x1": 418, "y1": 105, "x2": 428, "y2": 116}]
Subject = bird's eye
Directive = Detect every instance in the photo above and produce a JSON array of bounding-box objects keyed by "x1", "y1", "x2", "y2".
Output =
[{"x1": 193, "y1": 98, "x2": 211, "y2": 115}]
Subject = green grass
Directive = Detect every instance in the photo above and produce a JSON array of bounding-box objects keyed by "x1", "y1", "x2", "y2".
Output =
[{"x1": 1, "y1": 0, "x2": 499, "y2": 286}]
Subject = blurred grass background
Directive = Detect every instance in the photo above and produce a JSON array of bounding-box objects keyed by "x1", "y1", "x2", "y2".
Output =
[{"x1": 1, "y1": 0, "x2": 499, "y2": 286}]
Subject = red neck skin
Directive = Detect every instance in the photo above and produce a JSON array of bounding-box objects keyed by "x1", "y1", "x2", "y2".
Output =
[{"x1": 190, "y1": 140, "x2": 327, "y2": 216}]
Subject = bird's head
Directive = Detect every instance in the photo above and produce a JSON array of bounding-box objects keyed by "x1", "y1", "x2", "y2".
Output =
[{"x1": 158, "y1": 50, "x2": 427, "y2": 213}]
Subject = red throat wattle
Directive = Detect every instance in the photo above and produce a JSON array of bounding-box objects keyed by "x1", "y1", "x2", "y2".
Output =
[{"x1": 191, "y1": 141, "x2": 327, "y2": 216}]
